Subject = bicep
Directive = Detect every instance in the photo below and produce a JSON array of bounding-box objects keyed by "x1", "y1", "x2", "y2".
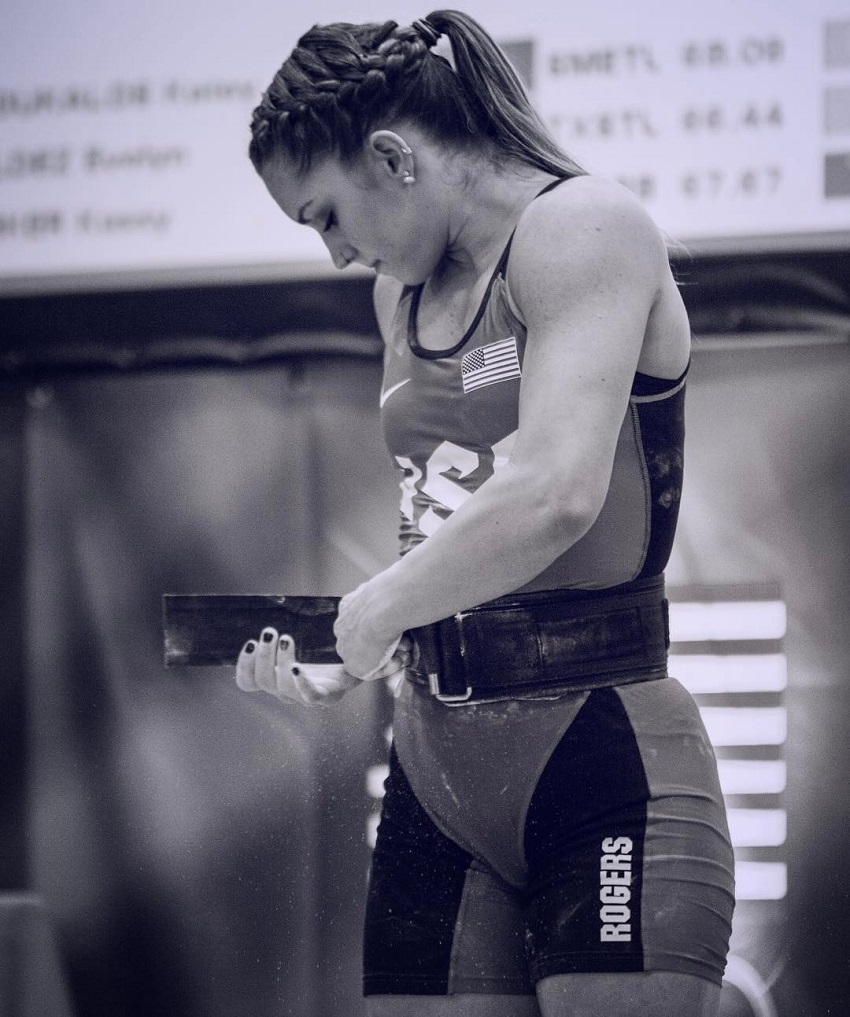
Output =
[{"x1": 507, "y1": 186, "x2": 665, "y2": 503}]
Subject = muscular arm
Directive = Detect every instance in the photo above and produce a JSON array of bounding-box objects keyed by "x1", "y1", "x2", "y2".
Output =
[{"x1": 337, "y1": 179, "x2": 673, "y2": 674}]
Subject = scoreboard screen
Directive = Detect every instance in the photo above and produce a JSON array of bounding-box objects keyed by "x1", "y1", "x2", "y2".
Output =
[{"x1": 2, "y1": 0, "x2": 848, "y2": 293}]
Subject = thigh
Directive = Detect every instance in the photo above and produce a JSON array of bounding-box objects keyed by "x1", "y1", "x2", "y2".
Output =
[
  {"x1": 536, "y1": 971, "x2": 721, "y2": 1017},
  {"x1": 522, "y1": 683, "x2": 734, "y2": 988},
  {"x1": 364, "y1": 746, "x2": 534, "y2": 998}
]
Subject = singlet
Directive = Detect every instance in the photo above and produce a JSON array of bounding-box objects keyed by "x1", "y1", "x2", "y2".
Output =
[{"x1": 379, "y1": 179, "x2": 687, "y2": 595}]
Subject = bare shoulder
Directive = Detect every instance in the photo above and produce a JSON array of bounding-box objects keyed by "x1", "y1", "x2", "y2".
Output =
[
  {"x1": 509, "y1": 175, "x2": 668, "y2": 302},
  {"x1": 372, "y1": 273, "x2": 405, "y2": 343},
  {"x1": 516, "y1": 174, "x2": 666, "y2": 252},
  {"x1": 508, "y1": 175, "x2": 689, "y2": 378}
]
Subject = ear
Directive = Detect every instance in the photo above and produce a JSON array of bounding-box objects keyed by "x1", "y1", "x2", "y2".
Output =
[{"x1": 366, "y1": 129, "x2": 414, "y2": 182}]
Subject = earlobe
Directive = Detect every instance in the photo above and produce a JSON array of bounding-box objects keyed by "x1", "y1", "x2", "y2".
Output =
[{"x1": 367, "y1": 129, "x2": 414, "y2": 184}]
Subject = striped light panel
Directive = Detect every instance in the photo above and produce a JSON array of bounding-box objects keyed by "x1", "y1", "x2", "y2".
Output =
[{"x1": 669, "y1": 592, "x2": 788, "y2": 902}]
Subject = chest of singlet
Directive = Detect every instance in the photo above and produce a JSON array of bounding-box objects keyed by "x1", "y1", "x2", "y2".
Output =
[{"x1": 379, "y1": 183, "x2": 687, "y2": 593}]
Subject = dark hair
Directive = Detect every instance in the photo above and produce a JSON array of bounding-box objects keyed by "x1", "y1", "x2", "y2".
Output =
[{"x1": 249, "y1": 9, "x2": 584, "y2": 178}]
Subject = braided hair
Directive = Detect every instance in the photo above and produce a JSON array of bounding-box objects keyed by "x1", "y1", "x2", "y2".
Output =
[{"x1": 249, "y1": 9, "x2": 584, "y2": 178}]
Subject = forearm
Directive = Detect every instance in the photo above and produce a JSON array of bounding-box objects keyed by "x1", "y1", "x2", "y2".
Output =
[{"x1": 360, "y1": 463, "x2": 596, "y2": 640}]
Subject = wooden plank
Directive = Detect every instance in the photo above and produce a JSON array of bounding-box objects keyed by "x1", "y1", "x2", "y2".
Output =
[{"x1": 162, "y1": 594, "x2": 341, "y2": 667}]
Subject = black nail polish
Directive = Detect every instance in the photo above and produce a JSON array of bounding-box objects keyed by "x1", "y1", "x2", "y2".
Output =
[
  {"x1": 262, "y1": 631, "x2": 275, "y2": 643},
  {"x1": 246, "y1": 642, "x2": 256, "y2": 654}
]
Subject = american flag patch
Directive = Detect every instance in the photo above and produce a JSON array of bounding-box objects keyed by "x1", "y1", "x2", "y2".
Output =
[{"x1": 461, "y1": 337, "x2": 521, "y2": 394}]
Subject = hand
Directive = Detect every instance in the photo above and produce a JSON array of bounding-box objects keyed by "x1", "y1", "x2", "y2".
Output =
[
  {"x1": 334, "y1": 583, "x2": 406, "y2": 680},
  {"x1": 235, "y1": 629, "x2": 361, "y2": 706}
]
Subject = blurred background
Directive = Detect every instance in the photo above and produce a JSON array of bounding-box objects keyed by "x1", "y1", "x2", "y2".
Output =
[{"x1": 1, "y1": 2, "x2": 849, "y2": 1015}]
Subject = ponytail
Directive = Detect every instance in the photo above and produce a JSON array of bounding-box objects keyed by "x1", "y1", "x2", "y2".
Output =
[
  {"x1": 250, "y1": 9, "x2": 584, "y2": 179},
  {"x1": 424, "y1": 10, "x2": 585, "y2": 178}
]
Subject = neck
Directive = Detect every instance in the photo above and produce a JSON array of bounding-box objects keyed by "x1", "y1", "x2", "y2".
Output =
[{"x1": 438, "y1": 160, "x2": 558, "y2": 277}]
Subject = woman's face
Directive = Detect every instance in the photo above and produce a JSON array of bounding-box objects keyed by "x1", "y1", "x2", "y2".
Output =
[{"x1": 260, "y1": 146, "x2": 446, "y2": 285}]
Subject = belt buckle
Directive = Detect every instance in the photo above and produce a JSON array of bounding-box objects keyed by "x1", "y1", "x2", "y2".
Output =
[{"x1": 428, "y1": 672, "x2": 473, "y2": 705}]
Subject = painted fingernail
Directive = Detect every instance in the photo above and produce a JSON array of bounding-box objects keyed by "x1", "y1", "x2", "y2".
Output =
[
  {"x1": 245, "y1": 641, "x2": 256, "y2": 654},
  {"x1": 291, "y1": 665, "x2": 301, "y2": 677},
  {"x1": 262, "y1": 631, "x2": 275, "y2": 643}
]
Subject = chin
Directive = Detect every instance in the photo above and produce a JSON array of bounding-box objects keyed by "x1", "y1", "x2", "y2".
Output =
[
  {"x1": 391, "y1": 266, "x2": 431, "y2": 286},
  {"x1": 377, "y1": 252, "x2": 435, "y2": 286}
]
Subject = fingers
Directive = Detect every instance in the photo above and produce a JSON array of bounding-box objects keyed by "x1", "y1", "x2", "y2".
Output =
[
  {"x1": 272, "y1": 634, "x2": 309, "y2": 703},
  {"x1": 252, "y1": 626, "x2": 281, "y2": 694},
  {"x1": 361, "y1": 636, "x2": 414, "y2": 680},
  {"x1": 235, "y1": 629, "x2": 362, "y2": 706},
  {"x1": 396, "y1": 635, "x2": 415, "y2": 672},
  {"x1": 235, "y1": 638, "x2": 260, "y2": 691},
  {"x1": 236, "y1": 626, "x2": 287, "y2": 697},
  {"x1": 290, "y1": 663, "x2": 360, "y2": 705},
  {"x1": 272, "y1": 634, "x2": 354, "y2": 705}
]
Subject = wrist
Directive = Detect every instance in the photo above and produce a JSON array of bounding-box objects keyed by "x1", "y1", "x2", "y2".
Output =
[
  {"x1": 358, "y1": 569, "x2": 407, "y2": 644},
  {"x1": 352, "y1": 634, "x2": 402, "y2": 682}
]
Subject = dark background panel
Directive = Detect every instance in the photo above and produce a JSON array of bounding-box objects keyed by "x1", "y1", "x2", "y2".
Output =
[
  {"x1": 1, "y1": 253, "x2": 848, "y2": 1015},
  {"x1": 16, "y1": 358, "x2": 398, "y2": 1017}
]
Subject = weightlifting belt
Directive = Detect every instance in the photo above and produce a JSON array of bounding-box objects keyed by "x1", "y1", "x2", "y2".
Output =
[{"x1": 407, "y1": 575, "x2": 669, "y2": 705}]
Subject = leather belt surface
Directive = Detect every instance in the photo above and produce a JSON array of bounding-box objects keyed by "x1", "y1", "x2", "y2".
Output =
[{"x1": 408, "y1": 576, "x2": 669, "y2": 704}]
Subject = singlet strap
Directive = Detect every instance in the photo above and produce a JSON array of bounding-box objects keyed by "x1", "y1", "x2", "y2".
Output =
[
  {"x1": 495, "y1": 176, "x2": 572, "y2": 278},
  {"x1": 407, "y1": 175, "x2": 578, "y2": 359},
  {"x1": 406, "y1": 254, "x2": 507, "y2": 359}
]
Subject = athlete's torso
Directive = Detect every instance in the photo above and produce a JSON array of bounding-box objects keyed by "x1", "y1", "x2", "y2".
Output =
[{"x1": 379, "y1": 181, "x2": 688, "y2": 593}]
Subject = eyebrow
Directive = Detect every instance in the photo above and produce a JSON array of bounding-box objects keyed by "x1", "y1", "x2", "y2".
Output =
[{"x1": 296, "y1": 201, "x2": 313, "y2": 225}]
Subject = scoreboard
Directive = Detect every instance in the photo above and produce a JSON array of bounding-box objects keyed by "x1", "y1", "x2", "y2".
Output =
[{"x1": 2, "y1": 0, "x2": 848, "y2": 293}]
